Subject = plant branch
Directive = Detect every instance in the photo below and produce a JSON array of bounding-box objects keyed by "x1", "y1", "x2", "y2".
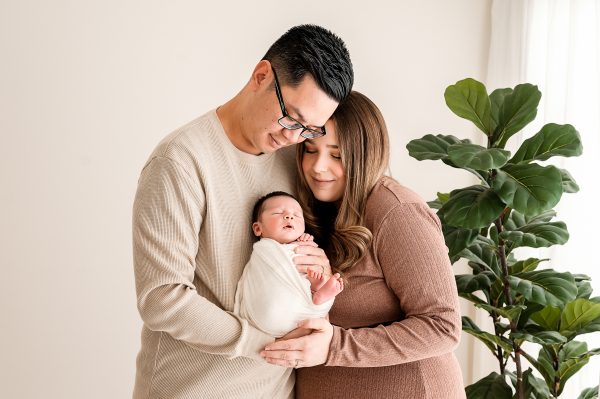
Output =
[{"x1": 495, "y1": 216, "x2": 524, "y2": 399}]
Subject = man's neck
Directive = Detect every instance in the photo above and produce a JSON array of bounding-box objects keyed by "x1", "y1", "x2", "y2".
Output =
[{"x1": 216, "y1": 97, "x2": 260, "y2": 155}]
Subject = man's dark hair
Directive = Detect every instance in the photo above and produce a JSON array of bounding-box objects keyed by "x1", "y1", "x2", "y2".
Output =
[
  {"x1": 262, "y1": 24, "x2": 353, "y2": 102},
  {"x1": 252, "y1": 191, "x2": 298, "y2": 223}
]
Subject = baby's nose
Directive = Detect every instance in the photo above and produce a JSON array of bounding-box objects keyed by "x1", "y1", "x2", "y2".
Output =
[{"x1": 284, "y1": 214, "x2": 293, "y2": 220}]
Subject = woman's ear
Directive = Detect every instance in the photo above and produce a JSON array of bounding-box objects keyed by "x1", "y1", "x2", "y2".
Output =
[{"x1": 252, "y1": 222, "x2": 262, "y2": 237}]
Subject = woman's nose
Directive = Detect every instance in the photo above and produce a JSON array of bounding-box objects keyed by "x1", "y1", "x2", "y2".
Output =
[{"x1": 312, "y1": 155, "x2": 329, "y2": 173}]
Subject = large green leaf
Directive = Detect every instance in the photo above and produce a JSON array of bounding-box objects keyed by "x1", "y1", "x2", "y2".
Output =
[
  {"x1": 536, "y1": 346, "x2": 559, "y2": 390},
  {"x1": 459, "y1": 237, "x2": 501, "y2": 276},
  {"x1": 520, "y1": 348, "x2": 554, "y2": 389},
  {"x1": 406, "y1": 134, "x2": 468, "y2": 161},
  {"x1": 443, "y1": 224, "x2": 480, "y2": 261},
  {"x1": 509, "y1": 123, "x2": 583, "y2": 164},
  {"x1": 511, "y1": 331, "x2": 567, "y2": 345},
  {"x1": 428, "y1": 192, "x2": 450, "y2": 209},
  {"x1": 456, "y1": 272, "x2": 495, "y2": 294},
  {"x1": 517, "y1": 303, "x2": 544, "y2": 330},
  {"x1": 560, "y1": 299, "x2": 600, "y2": 338},
  {"x1": 577, "y1": 280, "x2": 594, "y2": 299},
  {"x1": 492, "y1": 164, "x2": 563, "y2": 216},
  {"x1": 474, "y1": 303, "x2": 525, "y2": 323},
  {"x1": 489, "y1": 279, "x2": 506, "y2": 305},
  {"x1": 462, "y1": 316, "x2": 514, "y2": 354},
  {"x1": 493, "y1": 83, "x2": 542, "y2": 147},
  {"x1": 459, "y1": 292, "x2": 489, "y2": 306},
  {"x1": 527, "y1": 209, "x2": 558, "y2": 224},
  {"x1": 465, "y1": 372, "x2": 513, "y2": 399},
  {"x1": 509, "y1": 270, "x2": 577, "y2": 306},
  {"x1": 447, "y1": 143, "x2": 511, "y2": 170},
  {"x1": 508, "y1": 258, "x2": 547, "y2": 274},
  {"x1": 578, "y1": 386, "x2": 599, "y2": 399},
  {"x1": 560, "y1": 168, "x2": 580, "y2": 193},
  {"x1": 574, "y1": 276, "x2": 593, "y2": 301},
  {"x1": 556, "y1": 342, "x2": 600, "y2": 395},
  {"x1": 500, "y1": 222, "x2": 569, "y2": 249},
  {"x1": 522, "y1": 368, "x2": 553, "y2": 399},
  {"x1": 504, "y1": 209, "x2": 557, "y2": 231},
  {"x1": 441, "y1": 185, "x2": 505, "y2": 229},
  {"x1": 531, "y1": 306, "x2": 562, "y2": 330},
  {"x1": 489, "y1": 88, "x2": 512, "y2": 134},
  {"x1": 445, "y1": 78, "x2": 492, "y2": 135},
  {"x1": 579, "y1": 320, "x2": 600, "y2": 335}
]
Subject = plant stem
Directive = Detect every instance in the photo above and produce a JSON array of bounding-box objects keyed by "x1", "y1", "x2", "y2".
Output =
[
  {"x1": 495, "y1": 217, "x2": 524, "y2": 399},
  {"x1": 491, "y1": 312, "x2": 505, "y2": 374}
]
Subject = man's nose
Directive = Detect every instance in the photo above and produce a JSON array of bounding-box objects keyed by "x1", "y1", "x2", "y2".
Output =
[{"x1": 281, "y1": 128, "x2": 306, "y2": 144}]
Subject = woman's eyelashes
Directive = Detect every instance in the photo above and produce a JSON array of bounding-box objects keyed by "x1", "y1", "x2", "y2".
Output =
[{"x1": 304, "y1": 148, "x2": 342, "y2": 160}]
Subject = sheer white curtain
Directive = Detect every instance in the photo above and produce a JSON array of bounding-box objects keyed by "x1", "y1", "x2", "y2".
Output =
[{"x1": 485, "y1": 0, "x2": 600, "y2": 395}]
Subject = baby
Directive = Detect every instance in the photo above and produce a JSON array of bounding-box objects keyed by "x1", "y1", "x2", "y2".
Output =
[
  {"x1": 233, "y1": 191, "x2": 343, "y2": 337},
  {"x1": 251, "y1": 191, "x2": 344, "y2": 305}
]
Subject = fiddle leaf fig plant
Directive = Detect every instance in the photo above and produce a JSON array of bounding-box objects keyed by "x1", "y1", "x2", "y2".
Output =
[{"x1": 407, "y1": 78, "x2": 599, "y2": 399}]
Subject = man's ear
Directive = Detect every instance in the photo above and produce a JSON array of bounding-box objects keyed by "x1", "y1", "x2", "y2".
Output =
[
  {"x1": 248, "y1": 59, "x2": 272, "y2": 91},
  {"x1": 252, "y1": 222, "x2": 262, "y2": 237}
]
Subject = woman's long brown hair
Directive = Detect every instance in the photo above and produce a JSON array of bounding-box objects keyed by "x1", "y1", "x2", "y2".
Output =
[{"x1": 296, "y1": 91, "x2": 390, "y2": 274}]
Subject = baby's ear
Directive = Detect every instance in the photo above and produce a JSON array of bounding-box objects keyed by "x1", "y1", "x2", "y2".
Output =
[{"x1": 251, "y1": 222, "x2": 262, "y2": 237}]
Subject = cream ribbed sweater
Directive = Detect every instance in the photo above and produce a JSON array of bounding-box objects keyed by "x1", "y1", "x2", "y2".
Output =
[{"x1": 132, "y1": 110, "x2": 297, "y2": 399}]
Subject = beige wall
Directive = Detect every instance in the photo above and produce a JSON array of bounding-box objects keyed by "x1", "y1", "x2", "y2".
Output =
[{"x1": 0, "y1": 1, "x2": 492, "y2": 397}]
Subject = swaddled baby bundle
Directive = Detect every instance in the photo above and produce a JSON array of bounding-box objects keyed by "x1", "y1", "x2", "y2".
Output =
[{"x1": 234, "y1": 238, "x2": 333, "y2": 337}]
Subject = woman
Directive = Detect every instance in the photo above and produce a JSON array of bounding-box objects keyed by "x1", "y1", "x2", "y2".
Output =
[{"x1": 261, "y1": 91, "x2": 465, "y2": 398}]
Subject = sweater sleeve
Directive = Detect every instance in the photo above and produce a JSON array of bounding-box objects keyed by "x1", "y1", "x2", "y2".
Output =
[
  {"x1": 132, "y1": 156, "x2": 274, "y2": 360},
  {"x1": 325, "y1": 202, "x2": 461, "y2": 367}
]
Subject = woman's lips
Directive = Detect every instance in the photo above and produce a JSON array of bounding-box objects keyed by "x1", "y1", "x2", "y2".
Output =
[{"x1": 311, "y1": 177, "x2": 334, "y2": 187}]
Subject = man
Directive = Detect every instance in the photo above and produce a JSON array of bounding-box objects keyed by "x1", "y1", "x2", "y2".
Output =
[{"x1": 132, "y1": 25, "x2": 353, "y2": 399}]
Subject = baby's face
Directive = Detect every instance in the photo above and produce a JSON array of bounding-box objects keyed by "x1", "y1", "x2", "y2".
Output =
[{"x1": 253, "y1": 196, "x2": 305, "y2": 244}]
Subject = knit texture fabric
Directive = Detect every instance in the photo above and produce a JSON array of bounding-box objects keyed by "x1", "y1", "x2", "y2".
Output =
[
  {"x1": 132, "y1": 110, "x2": 296, "y2": 399},
  {"x1": 296, "y1": 177, "x2": 465, "y2": 399}
]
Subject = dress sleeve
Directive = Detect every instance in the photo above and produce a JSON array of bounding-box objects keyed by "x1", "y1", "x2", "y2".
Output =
[
  {"x1": 133, "y1": 156, "x2": 274, "y2": 360},
  {"x1": 325, "y1": 202, "x2": 461, "y2": 367}
]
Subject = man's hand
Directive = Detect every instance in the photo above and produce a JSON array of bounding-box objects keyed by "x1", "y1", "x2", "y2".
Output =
[{"x1": 260, "y1": 318, "x2": 334, "y2": 369}]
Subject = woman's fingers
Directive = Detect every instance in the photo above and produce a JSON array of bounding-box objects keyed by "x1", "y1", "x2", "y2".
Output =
[
  {"x1": 261, "y1": 349, "x2": 303, "y2": 368},
  {"x1": 261, "y1": 337, "x2": 304, "y2": 368},
  {"x1": 292, "y1": 239, "x2": 318, "y2": 247},
  {"x1": 293, "y1": 248, "x2": 332, "y2": 275}
]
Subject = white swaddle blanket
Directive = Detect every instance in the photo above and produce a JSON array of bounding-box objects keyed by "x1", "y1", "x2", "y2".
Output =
[{"x1": 234, "y1": 238, "x2": 334, "y2": 337}]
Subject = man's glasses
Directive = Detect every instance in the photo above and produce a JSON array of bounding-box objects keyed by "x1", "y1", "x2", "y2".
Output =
[{"x1": 272, "y1": 68, "x2": 327, "y2": 139}]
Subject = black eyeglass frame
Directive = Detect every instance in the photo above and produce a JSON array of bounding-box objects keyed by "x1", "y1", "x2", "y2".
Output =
[{"x1": 272, "y1": 68, "x2": 327, "y2": 139}]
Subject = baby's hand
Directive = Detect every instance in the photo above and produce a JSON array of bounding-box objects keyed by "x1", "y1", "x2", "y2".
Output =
[{"x1": 297, "y1": 233, "x2": 314, "y2": 242}]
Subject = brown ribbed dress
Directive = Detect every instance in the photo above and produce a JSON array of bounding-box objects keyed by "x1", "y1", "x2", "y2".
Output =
[{"x1": 295, "y1": 177, "x2": 465, "y2": 399}]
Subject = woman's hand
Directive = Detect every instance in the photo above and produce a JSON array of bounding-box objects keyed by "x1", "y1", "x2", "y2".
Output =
[
  {"x1": 260, "y1": 318, "x2": 334, "y2": 369},
  {"x1": 292, "y1": 241, "x2": 332, "y2": 276}
]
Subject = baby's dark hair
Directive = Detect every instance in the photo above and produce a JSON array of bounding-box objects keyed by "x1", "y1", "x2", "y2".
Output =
[{"x1": 252, "y1": 191, "x2": 299, "y2": 223}]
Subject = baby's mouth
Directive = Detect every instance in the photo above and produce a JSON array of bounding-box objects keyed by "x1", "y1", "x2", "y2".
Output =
[{"x1": 283, "y1": 224, "x2": 294, "y2": 230}]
